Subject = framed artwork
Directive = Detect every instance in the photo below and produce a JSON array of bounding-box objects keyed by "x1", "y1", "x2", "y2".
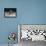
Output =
[
  {"x1": 18, "y1": 24, "x2": 46, "y2": 41},
  {"x1": 4, "y1": 8, "x2": 17, "y2": 18}
]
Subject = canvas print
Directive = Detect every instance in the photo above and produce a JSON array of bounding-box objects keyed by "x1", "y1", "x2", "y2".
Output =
[
  {"x1": 18, "y1": 24, "x2": 46, "y2": 41},
  {"x1": 4, "y1": 8, "x2": 17, "y2": 18}
]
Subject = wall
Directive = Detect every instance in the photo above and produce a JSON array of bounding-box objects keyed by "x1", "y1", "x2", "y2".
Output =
[{"x1": 0, "y1": 0, "x2": 46, "y2": 44}]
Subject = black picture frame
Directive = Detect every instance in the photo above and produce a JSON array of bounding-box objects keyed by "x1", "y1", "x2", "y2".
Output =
[{"x1": 4, "y1": 8, "x2": 17, "y2": 18}]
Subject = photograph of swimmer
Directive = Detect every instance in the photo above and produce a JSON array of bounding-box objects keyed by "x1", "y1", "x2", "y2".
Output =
[{"x1": 4, "y1": 8, "x2": 17, "y2": 17}]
